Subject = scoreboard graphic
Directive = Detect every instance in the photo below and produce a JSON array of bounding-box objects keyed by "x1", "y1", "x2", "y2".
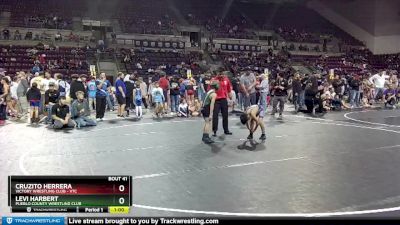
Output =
[{"x1": 8, "y1": 176, "x2": 132, "y2": 213}]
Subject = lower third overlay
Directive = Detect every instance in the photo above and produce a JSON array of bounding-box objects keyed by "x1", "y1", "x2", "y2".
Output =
[{"x1": 1, "y1": 217, "x2": 220, "y2": 225}]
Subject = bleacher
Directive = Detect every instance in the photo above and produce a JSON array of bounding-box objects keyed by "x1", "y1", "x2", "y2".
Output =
[{"x1": 0, "y1": 45, "x2": 89, "y2": 77}]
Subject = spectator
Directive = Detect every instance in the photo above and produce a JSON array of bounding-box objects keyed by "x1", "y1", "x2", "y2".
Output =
[
  {"x1": 158, "y1": 73, "x2": 170, "y2": 113},
  {"x1": 98, "y1": 39, "x2": 105, "y2": 51},
  {"x1": 51, "y1": 96, "x2": 76, "y2": 129},
  {"x1": 349, "y1": 75, "x2": 361, "y2": 108},
  {"x1": 2, "y1": 28, "x2": 10, "y2": 40},
  {"x1": 25, "y1": 82, "x2": 41, "y2": 124},
  {"x1": 292, "y1": 73, "x2": 302, "y2": 112},
  {"x1": 332, "y1": 75, "x2": 344, "y2": 98},
  {"x1": 31, "y1": 64, "x2": 41, "y2": 74},
  {"x1": 97, "y1": 73, "x2": 113, "y2": 111},
  {"x1": 87, "y1": 76, "x2": 97, "y2": 110},
  {"x1": 14, "y1": 30, "x2": 22, "y2": 40},
  {"x1": 169, "y1": 76, "x2": 180, "y2": 113},
  {"x1": 41, "y1": 71, "x2": 55, "y2": 92},
  {"x1": 258, "y1": 74, "x2": 269, "y2": 112},
  {"x1": 44, "y1": 82, "x2": 59, "y2": 124},
  {"x1": 55, "y1": 32, "x2": 62, "y2": 41},
  {"x1": 0, "y1": 77, "x2": 6, "y2": 125},
  {"x1": 124, "y1": 74, "x2": 135, "y2": 117},
  {"x1": 271, "y1": 73, "x2": 288, "y2": 119},
  {"x1": 132, "y1": 83, "x2": 143, "y2": 118},
  {"x1": 383, "y1": 84, "x2": 397, "y2": 108},
  {"x1": 115, "y1": 72, "x2": 127, "y2": 117},
  {"x1": 138, "y1": 77, "x2": 148, "y2": 110},
  {"x1": 186, "y1": 78, "x2": 196, "y2": 105},
  {"x1": 95, "y1": 74, "x2": 108, "y2": 121},
  {"x1": 16, "y1": 72, "x2": 30, "y2": 118},
  {"x1": 369, "y1": 71, "x2": 389, "y2": 101},
  {"x1": 69, "y1": 74, "x2": 86, "y2": 101},
  {"x1": 71, "y1": 91, "x2": 96, "y2": 128},
  {"x1": 189, "y1": 98, "x2": 201, "y2": 117},
  {"x1": 240, "y1": 71, "x2": 257, "y2": 108},
  {"x1": 25, "y1": 31, "x2": 33, "y2": 40},
  {"x1": 178, "y1": 98, "x2": 189, "y2": 117},
  {"x1": 151, "y1": 82, "x2": 164, "y2": 118},
  {"x1": 55, "y1": 73, "x2": 70, "y2": 97}
]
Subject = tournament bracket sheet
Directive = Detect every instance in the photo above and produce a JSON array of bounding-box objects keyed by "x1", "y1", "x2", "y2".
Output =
[{"x1": 8, "y1": 176, "x2": 132, "y2": 213}]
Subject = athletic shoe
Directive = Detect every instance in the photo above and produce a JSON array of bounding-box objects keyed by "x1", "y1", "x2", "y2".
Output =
[
  {"x1": 212, "y1": 132, "x2": 217, "y2": 137},
  {"x1": 278, "y1": 114, "x2": 283, "y2": 120},
  {"x1": 247, "y1": 133, "x2": 253, "y2": 140},
  {"x1": 96, "y1": 118, "x2": 101, "y2": 121},
  {"x1": 224, "y1": 131, "x2": 233, "y2": 135},
  {"x1": 202, "y1": 134, "x2": 215, "y2": 144},
  {"x1": 260, "y1": 134, "x2": 266, "y2": 140}
]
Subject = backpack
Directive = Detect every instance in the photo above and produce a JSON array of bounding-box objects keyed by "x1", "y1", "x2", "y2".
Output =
[{"x1": 135, "y1": 89, "x2": 142, "y2": 101}]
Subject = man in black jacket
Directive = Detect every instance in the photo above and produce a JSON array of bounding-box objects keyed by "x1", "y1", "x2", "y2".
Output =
[
  {"x1": 292, "y1": 73, "x2": 302, "y2": 112},
  {"x1": 349, "y1": 75, "x2": 361, "y2": 108},
  {"x1": 69, "y1": 74, "x2": 86, "y2": 101},
  {"x1": 332, "y1": 75, "x2": 344, "y2": 99},
  {"x1": 125, "y1": 75, "x2": 135, "y2": 116},
  {"x1": 44, "y1": 82, "x2": 59, "y2": 124},
  {"x1": 271, "y1": 73, "x2": 288, "y2": 119}
]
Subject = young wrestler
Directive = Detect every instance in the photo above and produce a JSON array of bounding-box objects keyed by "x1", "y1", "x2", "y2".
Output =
[
  {"x1": 201, "y1": 81, "x2": 218, "y2": 144},
  {"x1": 240, "y1": 104, "x2": 266, "y2": 140}
]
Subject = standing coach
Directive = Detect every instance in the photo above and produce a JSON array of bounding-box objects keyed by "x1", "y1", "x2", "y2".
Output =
[{"x1": 210, "y1": 73, "x2": 233, "y2": 137}]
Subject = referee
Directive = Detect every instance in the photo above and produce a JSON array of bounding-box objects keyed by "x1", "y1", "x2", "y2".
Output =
[{"x1": 210, "y1": 73, "x2": 233, "y2": 137}]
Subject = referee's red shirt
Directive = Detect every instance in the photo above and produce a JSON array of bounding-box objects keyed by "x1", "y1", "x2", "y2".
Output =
[{"x1": 209, "y1": 76, "x2": 232, "y2": 100}]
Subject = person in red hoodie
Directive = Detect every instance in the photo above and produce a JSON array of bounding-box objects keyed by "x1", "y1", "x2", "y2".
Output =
[
  {"x1": 209, "y1": 72, "x2": 233, "y2": 137},
  {"x1": 158, "y1": 73, "x2": 170, "y2": 113}
]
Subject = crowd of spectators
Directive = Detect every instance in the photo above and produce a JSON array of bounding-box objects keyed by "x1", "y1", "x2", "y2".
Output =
[{"x1": 1, "y1": 44, "x2": 400, "y2": 128}]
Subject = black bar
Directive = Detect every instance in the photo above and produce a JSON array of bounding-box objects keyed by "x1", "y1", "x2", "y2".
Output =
[
  {"x1": 8, "y1": 176, "x2": 11, "y2": 206},
  {"x1": 129, "y1": 176, "x2": 132, "y2": 206},
  {"x1": 78, "y1": 207, "x2": 109, "y2": 213},
  {"x1": 12, "y1": 206, "x2": 78, "y2": 213}
]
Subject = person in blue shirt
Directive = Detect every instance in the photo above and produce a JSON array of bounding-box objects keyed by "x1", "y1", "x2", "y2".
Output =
[
  {"x1": 87, "y1": 76, "x2": 97, "y2": 110},
  {"x1": 115, "y1": 72, "x2": 127, "y2": 117},
  {"x1": 99, "y1": 73, "x2": 113, "y2": 111},
  {"x1": 95, "y1": 75, "x2": 109, "y2": 121},
  {"x1": 31, "y1": 64, "x2": 41, "y2": 74},
  {"x1": 151, "y1": 82, "x2": 165, "y2": 118},
  {"x1": 132, "y1": 83, "x2": 143, "y2": 118}
]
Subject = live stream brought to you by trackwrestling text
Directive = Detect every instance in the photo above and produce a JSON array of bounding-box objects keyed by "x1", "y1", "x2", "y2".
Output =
[{"x1": 1, "y1": 0, "x2": 400, "y2": 224}]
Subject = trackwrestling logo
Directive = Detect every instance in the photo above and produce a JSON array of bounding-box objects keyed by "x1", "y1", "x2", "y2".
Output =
[{"x1": 2, "y1": 217, "x2": 65, "y2": 225}]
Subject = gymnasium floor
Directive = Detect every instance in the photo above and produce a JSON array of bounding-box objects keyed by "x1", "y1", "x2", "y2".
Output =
[{"x1": 1, "y1": 108, "x2": 400, "y2": 217}]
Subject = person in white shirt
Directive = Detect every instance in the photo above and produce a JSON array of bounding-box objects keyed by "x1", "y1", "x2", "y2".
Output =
[
  {"x1": 41, "y1": 71, "x2": 56, "y2": 92},
  {"x1": 151, "y1": 82, "x2": 165, "y2": 118},
  {"x1": 369, "y1": 71, "x2": 389, "y2": 100},
  {"x1": 258, "y1": 74, "x2": 269, "y2": 112},
  {"x1": 178, "y1": 98, "x2": 188, "y2": 117}
]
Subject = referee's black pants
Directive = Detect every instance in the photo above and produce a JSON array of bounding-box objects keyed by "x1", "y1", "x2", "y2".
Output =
[{"x1": 212, "y1": 98, "x2": 229, "y2": 133}]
